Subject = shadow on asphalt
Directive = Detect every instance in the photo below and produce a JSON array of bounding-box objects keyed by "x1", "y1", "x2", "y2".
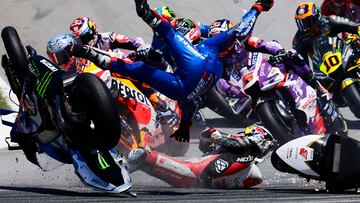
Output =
[
  {"x1": 264, "y1": 188, "x2": 359, "y2": 194},
  {"x1": 0, "y1": 185, "x2": 132, "y2": 198},
  {"x1": 205, "y1": 117, "x2": 250, "y2": 128}
]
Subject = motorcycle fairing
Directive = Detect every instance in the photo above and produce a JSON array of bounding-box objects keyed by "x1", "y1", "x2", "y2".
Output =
[{"x1": 274, "y1": 135, "x2": 323, "y2": 177}]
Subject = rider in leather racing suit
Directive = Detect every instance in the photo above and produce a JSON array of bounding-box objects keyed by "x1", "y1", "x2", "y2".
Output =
[
  {"x1": 321, "y1": 0, "x2": 360, "y2": 23},
  {"x1": 208, "y1": 18, "x2": 347, "y2": 136},
  {"x1": 68, "y1": 0, "x2": 274, "y2": 143},
  {"x1": 292, "y1": 2, "x2": 360, "y2": 68},
  {"x1": 127, "y1": 125, "x2": 274, "y2": 189},
  {"x1": 151, "y1": 5, "x2": 210, "y2": 68}
]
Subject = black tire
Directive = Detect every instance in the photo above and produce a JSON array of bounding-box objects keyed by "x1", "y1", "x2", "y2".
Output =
[
  {"x1": 342, "y1": 82, "x2": 360, "y2": 118},
  {"x1": 70, "y1": 73, "x2": 121, "y2": 150},
  {"x1": 205, "y1": 87, "x2": 251, "y2": 126},
  {"x1": 1, "y1": 26, "x2": 28, "y2": 86},
  {"x1": 256, "y1": 101, "x2": 295, "y2": 145}
]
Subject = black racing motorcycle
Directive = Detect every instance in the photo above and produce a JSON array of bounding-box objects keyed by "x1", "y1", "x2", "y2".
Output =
[
  {"x1": 1, "y1": 26, "x2": 132, "y2": 193},
  {"x1": 313, "y1": 34, "x2": 360, "y2": 118}
]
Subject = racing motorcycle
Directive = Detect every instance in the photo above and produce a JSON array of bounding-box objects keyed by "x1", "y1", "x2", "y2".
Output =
[
  {"x1": 312, "y1": 35, "x2": 360, "y2": 118},
  {"x1": 80, "y1": 52, "x2": 206, "y2": 157},
  {"x1": 271, "y1": 133, "x2": 360, "y2": 192},
  {"x1": 227, "y1": 53, "x2": 346, "y2": 145},
  {"x1": 1, "y1": 26, "x2": 132, "y2": 193}
]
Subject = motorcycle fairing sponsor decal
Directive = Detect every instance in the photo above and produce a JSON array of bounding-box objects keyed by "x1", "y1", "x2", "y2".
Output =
[
  {"x1": 215, "y1": 159, "x2": 229, "y2": 174},
  {"x1": 155, "y1": 155, "x2": 197, "y2": 178},
  {"x1": 118, "y1": 82, "x2": 151, "y2": 107},
  {"x1": 276, "y1": 135, "x2": 322, "y2": 177},
  {"x1": 298, "y1": 86, "x2": 317, "y2": 121},
  {"x1": 298, "y1": 147, "x2": 314, "y2": 161},
  {"x1": 259, "y1": 66, "x2": 284, "y2": 91},
  {"x1": 187, "y1": 72, "x2": 214, "y2": 99}
]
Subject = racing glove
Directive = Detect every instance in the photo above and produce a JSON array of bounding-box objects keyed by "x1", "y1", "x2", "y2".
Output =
[
  {"x1": 252, "y1": 0, "x2": 274, "y2": 12},
  {"x1": 170, "y1": 121, "x2": 192, "y2": 142},
  {"x1": 268, "y1": 49, "x2": 287, "y2": 65}
]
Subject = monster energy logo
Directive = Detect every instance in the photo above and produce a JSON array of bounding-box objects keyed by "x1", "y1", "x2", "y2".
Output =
[
  {"x1": 97, "y1": 153, "x2": 110, "y2": 170},
  {"x1": 36, "y1": 71, "x2": 53, "y2": 98}
]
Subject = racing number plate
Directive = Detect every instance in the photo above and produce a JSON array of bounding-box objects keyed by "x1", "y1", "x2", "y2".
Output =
[{"x1": 319, "y1": 52, "x2": 342, "y2": 75}]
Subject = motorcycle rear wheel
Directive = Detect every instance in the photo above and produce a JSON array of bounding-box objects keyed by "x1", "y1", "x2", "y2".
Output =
[
  {"x1": 69, "y1": 73, "x2": 121, "y2": 150},
  {"x1": 342, "y1": 82, "x2": 360, "y2": 118}
]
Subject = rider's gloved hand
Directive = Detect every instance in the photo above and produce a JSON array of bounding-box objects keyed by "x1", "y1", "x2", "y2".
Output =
[
  {"x1": 135, "y1": 44, "x2": 151, "y2": 59},
  {"x1": 268, "y1": 49, "x2": 287, "y2": 64},
  {"x1": 199, "y1": 128, "x2": 217, "y2": 153},
  {"x1": 66, "y1": 43, "x2": 89, "y2": 58},
  {"x1": 170, "y1": 121, "x2": 192, "y2": 142},
  {"x1": 252, "y1": 0, "x2": 274, "y2": 12}
]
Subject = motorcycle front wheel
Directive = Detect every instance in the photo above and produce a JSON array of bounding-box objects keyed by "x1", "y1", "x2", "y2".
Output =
[
  {"x1": 256, "y1": 100, "x2": 296, "y2": 145},
  {"x1": 69, "y1": 73, "x2": 121, "y2": 150},
  {"x1": 342, "y1": 82, "x2": 360, "y2": 118}
]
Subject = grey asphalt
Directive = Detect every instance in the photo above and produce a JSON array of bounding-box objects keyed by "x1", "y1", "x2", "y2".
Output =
[{"x1": 1, "y1": 0, "x2": 360, "y2": 202}]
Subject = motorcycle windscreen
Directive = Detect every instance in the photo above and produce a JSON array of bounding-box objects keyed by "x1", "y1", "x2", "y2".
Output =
[{"x1": 271, "y1": 135, "x2": 325, "y2": 179}]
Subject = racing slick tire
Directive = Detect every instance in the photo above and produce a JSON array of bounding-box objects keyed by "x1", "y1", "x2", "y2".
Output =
[
  {"x1": 256, "y1": 100, "x2": 295, "y2": 145},
  {"x1": 205, "y1": 87, "x2": 252, "y2": 126},
  {"x1": 342, "y1": 82, "x2": 360, "y2": 118},
  {"x1": 1, "y1": 26, "x2": 28, "y2": 99},
  {"x1": 70, "y1": 73, "x2": 121, "y2": 150}
]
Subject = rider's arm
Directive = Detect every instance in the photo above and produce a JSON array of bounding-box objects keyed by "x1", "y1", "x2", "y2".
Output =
[
  {"x1": 216, "y1": 78, "x2": 249, "y2": 98},
  {"x1": 321, "y1": 16, "x2": 360, "y2": 36},
  {"x1": 210, "y1": 131, "x2": 259, "y2": 155},
  {"x1": 292, "y1": 32, "x2": 311, "y2": 66},
  {"x1": 244, "y1": 36, "x2": 283, "y2": 55},
  {"x1": 109, "y1": 32, "x2": 145, "y2": 50}
]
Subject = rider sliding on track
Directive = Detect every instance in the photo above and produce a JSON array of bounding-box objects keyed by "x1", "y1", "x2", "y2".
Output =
[{"x1": 67, "y1": 0, "x2": 274, "y2": 145}]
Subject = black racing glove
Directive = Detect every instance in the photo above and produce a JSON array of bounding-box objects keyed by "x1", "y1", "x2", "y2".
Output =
[
  {"x1": 170, "y1": 121, "x2": 192, "y2": 142},
  {"x1": 268, "y1": 49, "x2": 287, "y2": 65},
  {"x1": 66, "y1": 43, "x2": 89, "y2": 58},
  {"x1": 252, "y1": 0, "x2": 274, "y2": 12}
]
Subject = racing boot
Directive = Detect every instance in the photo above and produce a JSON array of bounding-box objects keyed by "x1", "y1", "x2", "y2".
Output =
[
  {"x1": 134, "y1": 0, "x2": 161, "y2": 27},
  {"x1": 317, "y1": 94, "x2": 348, "y2": 137},
  {"x1": 73, "y1": 148, "x2": 132, "y2": 193}
]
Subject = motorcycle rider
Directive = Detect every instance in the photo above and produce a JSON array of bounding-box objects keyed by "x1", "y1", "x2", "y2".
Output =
[
  {"x1": 4, "y1": 37, "x2": 132, "y2": 193},
  {"x1": 70, "y1": 16, "x2": 145, "y2": 52},
  {"x1": 207, "y1": 18, "x2": 347, "y2": 136},
  {"x1": 292, "y1": 2, "x2": 360, "y2": 67},
  {"x1": 321, "y1": 0, "x2": 360, "y2": 23},
  {"x1": 151, "y1": 5, "x2": 210, "y2": 68},
  {"x1": 67, "y1": 0, "x2": 274, "y2": 143},
  {"x1": 68, "y1": 17, "x2": 170, "y2": 111},
  {"x1": 127, "y1": 125, "x2": 274, "y2": 189}
]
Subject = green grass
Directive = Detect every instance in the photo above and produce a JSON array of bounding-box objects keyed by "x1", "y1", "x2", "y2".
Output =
[{"x1": 0, "y1": 90, "x2": 10, "y2": 109}]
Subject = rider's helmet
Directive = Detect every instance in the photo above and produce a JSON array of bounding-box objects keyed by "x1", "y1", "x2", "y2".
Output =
[
  {"x1": 47, "y1": 34, "x2": 76, "y2": 68},
  {"x1": 295, "y1": 2, "x2": 321, "y2": 34},
  {"x1": 70, "y1": 17, "x2": 97, "y2": 45},
  {"x1": 208, "y1": 19, "x2": 234, "y2": 38},
  {"x1": 174, "y1": 18, "x2": 201, "y2": 45},
  {"x1": 321, "y1": 0, "x2": 351, "y2": 17},
  {"x1": 154, "y1": 5, "x2": 176, "y2": 23}
]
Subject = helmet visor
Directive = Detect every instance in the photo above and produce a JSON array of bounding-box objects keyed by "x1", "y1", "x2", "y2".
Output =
[
  {"x1": 48, "y1": 49, "x2": 71, "y2": 65},
  {"x1": 296, "y1": 14, "x2": 319, "y2": 32}
]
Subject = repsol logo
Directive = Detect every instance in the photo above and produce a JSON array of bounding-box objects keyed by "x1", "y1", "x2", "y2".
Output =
[{"x1": 118, "y1": 82, "x2": 151, "y2": 106}]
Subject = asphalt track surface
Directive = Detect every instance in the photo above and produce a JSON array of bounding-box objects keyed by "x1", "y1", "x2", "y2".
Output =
[{"x1": 1, "y1": 0, "x2": 360, "y2": 202}]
